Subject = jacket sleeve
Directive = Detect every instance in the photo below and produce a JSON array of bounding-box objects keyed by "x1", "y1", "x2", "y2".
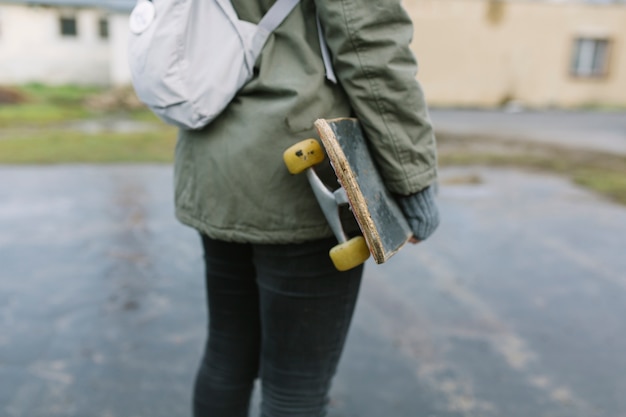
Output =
[{"x1": 314, "y1": 0, "x2": 437, "y2": 195}]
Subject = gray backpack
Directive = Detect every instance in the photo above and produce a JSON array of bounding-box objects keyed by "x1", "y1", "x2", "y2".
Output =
[{"x1": 128, "y1": 0, "x2": 334, "y2": 130}]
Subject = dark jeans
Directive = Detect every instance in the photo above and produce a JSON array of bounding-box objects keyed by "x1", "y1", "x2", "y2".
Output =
[{"x1": 194, "y1": 235, "x2": 364, "y2": 417}]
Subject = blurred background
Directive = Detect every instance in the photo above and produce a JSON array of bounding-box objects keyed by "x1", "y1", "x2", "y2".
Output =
[{"x1": 1, "y1": 1, "x2": 625, "y2": 416}]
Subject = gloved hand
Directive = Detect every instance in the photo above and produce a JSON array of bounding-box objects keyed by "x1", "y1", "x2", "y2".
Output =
[{"x1": 396, "y1": 185, "x2": 440, "y2": 242}]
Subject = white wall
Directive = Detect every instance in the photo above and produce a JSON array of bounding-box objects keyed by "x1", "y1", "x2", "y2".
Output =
[
  {"x1": 0, "y1": 4, "x2": 111, "y2": 85},
  {"x1": 109, "y1": 13, "x2": 131, "y2": 86}
]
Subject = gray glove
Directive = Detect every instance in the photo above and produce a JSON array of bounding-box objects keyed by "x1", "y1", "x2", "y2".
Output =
[{"x1": 397, "y1": 185, "x2": 440, "y2": 241}]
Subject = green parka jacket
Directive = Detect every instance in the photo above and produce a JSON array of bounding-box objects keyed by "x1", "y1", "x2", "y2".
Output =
[{"x1": 174, "y1": 0, "x2": 438, "y2": 243}]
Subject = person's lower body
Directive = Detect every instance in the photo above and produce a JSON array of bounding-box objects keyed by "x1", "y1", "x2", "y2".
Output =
[{"x1": 193, "y1": 234, "x2": 364, "y2": 417}]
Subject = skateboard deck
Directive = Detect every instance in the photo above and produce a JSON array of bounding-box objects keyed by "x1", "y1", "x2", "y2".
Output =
[{"x1": 314, "y1": 117, "x2": 413, "y2": 264}]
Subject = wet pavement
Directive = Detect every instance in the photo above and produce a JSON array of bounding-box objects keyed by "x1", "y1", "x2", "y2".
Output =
[
  {"x1": 1, "y1": 164, "x2": 626, "y2": 417},
  {"x1": 430, "y1": 109, "x2": 626, "y2": 155}
]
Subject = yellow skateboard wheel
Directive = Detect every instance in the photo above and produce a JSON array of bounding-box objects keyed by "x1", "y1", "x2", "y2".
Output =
[
  {"x1": 329, "y1": 236, "x2": 370, "y2": 271},
  {"x1": 283, "y1": 139, "x2": 325, "y2": 174}
]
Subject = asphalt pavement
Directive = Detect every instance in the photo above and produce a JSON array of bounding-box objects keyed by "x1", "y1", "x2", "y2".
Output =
[
  {"x1": 1, "y1": 109, "x2": 626, "y2": 417},
  {"x1": 429, "y1": 108, "x2": 626, "y2": 155}
]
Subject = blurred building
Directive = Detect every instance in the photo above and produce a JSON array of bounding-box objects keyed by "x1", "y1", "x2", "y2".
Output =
[
  {"x1": 406, "y1": 0, "x2": 626, "y2": 108},
  {"x1": 0, "y1": 0, "x2": 624, "y2": 109},
  {"x1": 0, "y1": 0, "x2": 133, "y2": 86}
]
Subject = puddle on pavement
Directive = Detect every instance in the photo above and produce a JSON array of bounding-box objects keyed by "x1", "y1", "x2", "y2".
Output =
[{"x1": 64, "y1": 118, "x2": 157, "y2": 134}]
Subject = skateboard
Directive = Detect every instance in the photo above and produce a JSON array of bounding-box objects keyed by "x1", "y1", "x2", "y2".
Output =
[{"x1": 283, "y1": 117, "x2": 413, "y2": 271}]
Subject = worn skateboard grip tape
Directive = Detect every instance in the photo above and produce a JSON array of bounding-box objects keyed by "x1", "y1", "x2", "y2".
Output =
[{"x1": 314, "y1": 118, "x2": 412, "y2": 263}]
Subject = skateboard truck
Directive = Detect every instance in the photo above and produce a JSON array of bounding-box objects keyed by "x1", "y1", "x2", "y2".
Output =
[
  {"x1": 283, "y1": 139, "x2": 371, "y2": 271},
  {"x1": 306, "y1": 168, "x2": 350, "y2": 242}
]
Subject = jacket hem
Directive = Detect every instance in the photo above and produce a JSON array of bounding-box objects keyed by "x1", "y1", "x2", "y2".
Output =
[{"x1": 175, "y1": 209, "x2": 334, "y2": 244}]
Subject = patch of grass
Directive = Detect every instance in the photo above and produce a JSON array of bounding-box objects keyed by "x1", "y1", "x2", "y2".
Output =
[
  {"x1": 0, "y1": 103, "x2": 93, "y2": 127},
  {"x1": 438, "y1": 132, "x2": 626, "y2": 205},
  {"x1": 573, "y1": 171, "x2": 626, "y2": 205},
  {"x1": 0, "y1": 83, "x2": 155, "y2": 127},
  {"x1": 20, "y1": 83, "x2": 104, "y2": 105},
  {"x1": 0, "y1": 83, "x2": 105, "y2": 126},
  {"x1": 126, "y1": 108, "x2": 163, "y2": 122},
  {"x1": 0, "y1": 128, "x2": 177, "y2": 164},
  {"x1": 0, "y1": 83, "x2": 179, "y2": 163}
]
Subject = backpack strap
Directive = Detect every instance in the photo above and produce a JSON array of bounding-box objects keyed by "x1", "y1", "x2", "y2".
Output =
[
  {"x1": 258, "y1": 0, "x2": 300, "y2": 33},
  {"x1": 258, "y1": 0, "x2": 337, "y2": 84}
]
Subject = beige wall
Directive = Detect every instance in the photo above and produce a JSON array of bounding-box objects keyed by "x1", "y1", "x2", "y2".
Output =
[{"x1": 405, "y1": 0, "x2": 626, "y2": 108}]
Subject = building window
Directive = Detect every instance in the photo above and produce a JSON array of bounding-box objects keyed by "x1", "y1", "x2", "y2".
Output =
[
  {"x1": 571, "y1": 37, "x2": 611, "y2": 78},
  {"x1": 98, "y1": 17, "x2": 109, "y2": 39},
  {"x1": 60, "y1": 16, "x2": 78, "y2": 37}
]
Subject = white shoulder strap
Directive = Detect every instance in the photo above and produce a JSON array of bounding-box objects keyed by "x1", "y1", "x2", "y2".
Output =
[
  {"x1": 258, "y1": 0, "x2": 300, "y2": 33},
  {"x1": 258, "y1": 0, "x2": 337, "y2": 83}
]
